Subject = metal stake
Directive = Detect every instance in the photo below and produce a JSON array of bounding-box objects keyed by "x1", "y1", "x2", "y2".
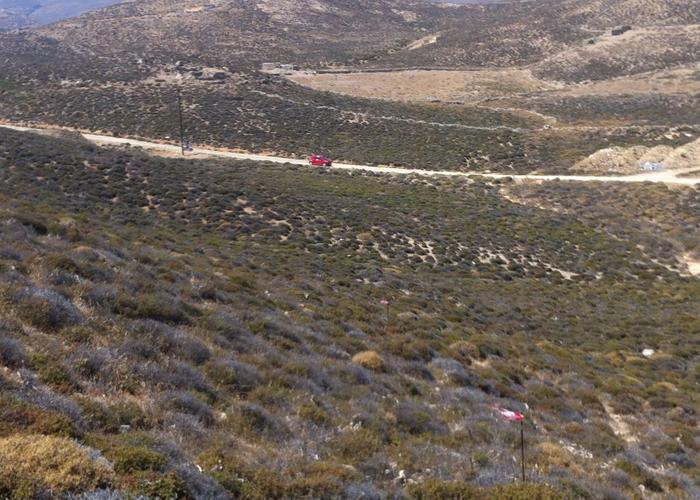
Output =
[
  {"x1": 520, "y1": 419, "x2": 525, "y2": 482},
  {"x1": 177, "y1": 87, "x2": 185, "y2": 156}
]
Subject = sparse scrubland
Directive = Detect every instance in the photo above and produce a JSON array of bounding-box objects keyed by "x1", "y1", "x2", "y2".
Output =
[
  {"x1": 0, "y1": 129, "x2": 698, "y2": 498},
  {"x1": 2, "y1": 0, "x2": 699, "y2": 177},
  {"x1": 1, "y1": 75, "x2": 695, "y2": 174},
  {"x1": 0, "y1": 0, "x2": 699, "y2": 497}
]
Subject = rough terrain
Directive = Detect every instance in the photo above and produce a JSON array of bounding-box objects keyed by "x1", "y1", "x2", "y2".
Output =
[{"x1": 0, "y1": 0, "x2": 699, "y2": 498}]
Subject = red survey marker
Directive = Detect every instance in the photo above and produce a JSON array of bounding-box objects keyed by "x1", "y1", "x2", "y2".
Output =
[{"x1": 493, "y1": 405, "x2": 525, "y2": 422}]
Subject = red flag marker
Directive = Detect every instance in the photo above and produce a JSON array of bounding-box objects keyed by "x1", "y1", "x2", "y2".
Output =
[
  {"x1": 497, "y1": 407, "x2": 525, "y2": 422},
  {"x1": 491, "y1": 405, "x2": 526, "y2": 481}
]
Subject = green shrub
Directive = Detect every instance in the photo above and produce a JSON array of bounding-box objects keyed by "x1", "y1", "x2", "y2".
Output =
[
  {"x1": 199, "y1": 449, "x2": 353, "y2": 499},
  {"x1": 386, "y1": 336, "x2": 433, "y2": 361},
  {"x1": 113, "y1": 293, "x2": 194, "y2": 324},
  {"x1": 126, "y1": 471, "x2": 189, "y2": 499},
  {"x1": 77, "y1": 397, "x2": 147, "y2": 433},
  {"x1": 331, "y1": 428, "x2": 383, "y2": 462},
  {"x1": 13, "y1": 287, "x2": 83, "y2": 331},
  {"x1": 13, "y1": 213, "x2": 48, "y2": 235},
  {"x1": 228, "y1": 403, "x2": 288, "y2": 439},
  {"x1": 109, "y1": 445, "x2": 168, "y2": 473},
  {"x1": 449, "y1": 340, "x2": 480, "y2": 364},
  {"x1": 299, "y1": 402, "x2": 332, "y2": 426},
  {"x1": 89, "y1": 434, "x2": 168, "y2": 474},
  {"x1": 408, "y1": 480, "x2": 482, "y2": 499},
  {"x1": 0, "y1": 395, "x2": 78, "y2": 437},
  {"x1": 490, "y1": 482, "x2": 566, "y2": 499},
  {"x1": 30, "y1": 353, "x2": 77, "y2": 392},
  {"x1": 408, "y1": 480, "x2": 565, "y2": 499},
  {"x1": 616, "y1": 460, "x2": 664, "y2": 493}
]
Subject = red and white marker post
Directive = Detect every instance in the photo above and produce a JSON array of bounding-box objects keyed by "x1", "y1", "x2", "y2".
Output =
[
  {"x1": 493, "y1": 406, "x2": 526, "y2": 481},
  {"x1": 380, "y1": 298, "x2": 390, "y2": 334}
]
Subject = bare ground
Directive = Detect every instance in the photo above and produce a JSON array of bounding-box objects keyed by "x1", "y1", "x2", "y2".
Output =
[
  {"x1": 288, "y1": 69, "x2": 558, "y2": 103},
  {"x1": 573, "y1": 136, "x2": 700, "y2": 174}
]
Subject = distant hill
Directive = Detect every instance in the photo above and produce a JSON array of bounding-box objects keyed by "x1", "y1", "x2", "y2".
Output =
[
  {"x1": 27, "y1": 0, "x2": 448, "y2": 72},
  {"x1": 0, "y1": 0, "x2": 123, "y2": 30},
  {"x1": 2, "y1": 0, "x2": 694, "y2": 82}
]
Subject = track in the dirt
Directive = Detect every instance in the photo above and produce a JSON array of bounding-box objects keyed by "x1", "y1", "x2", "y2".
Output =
[{"x1": 2, "y1": 123, "x2": 699, "y2": 186}]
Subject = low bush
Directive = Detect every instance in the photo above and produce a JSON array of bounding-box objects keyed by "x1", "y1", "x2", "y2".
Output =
[
  {"x1": 93, "y1": 438, "x2": 168, "y2": 474},
  {"x1": 386, "y1": 337, "x2": 434, "y2": 362},
  {"x1": 113, "y1": 293, "x2": 194, "y2": 325},
  {"x1": 407, "y1": 480, "x2": 481, "y2": 499},
  {"x1": 0, "y1": 395, "x2": 78, "y2": 437},
  {"x1": 534, "y1": 442, "x2": 580, "y2": 473},
  {"x1": 162, "y1": 391, "x2": 214, "y2": 426},
  {"x1": 31, "y1": 353, "x2": 79, "y2": 392},
  {"x1": 299, "y1": 402, "x2": 332, "y2": 426},
  {"x1": 0, "y1": 335, "x2": 26, "y2": 368},
  {"x1": 206, "y1": 358, "x2": 263, "y2": 393},
  {"x1": 448, "y1": 340, "x2": 480, "y2": 365},
  {"x1": 13, "y1": 286, "x2": 83, "y2": 331},
  {"x1": 615, "y1": 459, "x2": 664, "y2": 493},
  {"x1": 125, "y1": 471, "x2": 190, "y2": 499},
  {"x1": 229, "y1": 403, "x2": 289, "y2": 439},
  {"x1": 0, "y1": 434, "x2": 114, "y2": 498},
  {"x1": 395, "y1": 401, "x2": 447, "y2": 436},
  {"x1": 112, "y1": 445, "x2": 168, "y2": 474},
  {"x1": 351, "y1": 350, "x2": 385, "y2": 372},
  {"x1": 408, "y1": 480, "x2": 564, "y2": 499},
  {"x1": 77, "y1": 398, "x2": 147, "y2": 433},
  {"x1": 331, "y1": 427, "x2": 383, "y2": 462},
  {"x1": 199, "y1": 448, "x2": 354, "y2": 499}
]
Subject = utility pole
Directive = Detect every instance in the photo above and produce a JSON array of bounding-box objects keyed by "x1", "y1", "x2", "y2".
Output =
[{"x1": 177, "y1": 87, "x2": 185, "y2": 156}]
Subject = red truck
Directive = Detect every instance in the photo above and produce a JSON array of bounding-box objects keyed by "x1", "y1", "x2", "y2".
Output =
[{"x1": 308, "y1": 154, "x2": 333, "y2": 167}]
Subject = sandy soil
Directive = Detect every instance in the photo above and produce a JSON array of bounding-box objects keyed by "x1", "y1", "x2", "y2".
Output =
[
  {"x1": 682, "y1": 254, "x2": 700, "y2": 276},
  {"x1": 574, "y1": 137, "x2": 700, "y2": 174}
]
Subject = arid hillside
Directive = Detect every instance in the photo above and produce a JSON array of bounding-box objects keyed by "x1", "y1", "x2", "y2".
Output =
[
  {"x1": 3, "y1": 0, "x2": 698, "y2": 81},
  {"x1": 1, "y1": 0, "x2": 699, "y2": 174},
  {"x1": 0, "y1": 0, "x2": 699, "y2": 497},
  {"x1": 27, "y1": 0, "x2": 447, "y2": 73},
  {"x1": 1, "y1": 128, "x2": 698, "y2": 498}
]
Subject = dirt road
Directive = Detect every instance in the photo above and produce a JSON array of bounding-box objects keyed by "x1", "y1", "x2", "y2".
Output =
[{"x1": 2, "y1": 123, "x2": 698, "y2": 186}]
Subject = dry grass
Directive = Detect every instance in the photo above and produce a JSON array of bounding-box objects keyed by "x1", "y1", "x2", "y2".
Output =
[
  {"x1": 289, "y1": 69, "x2": 555, "y2": 103},
  {"x1": 448, "y1": 340, "x2": 480, "y2": 364},
  {"x1": 0, "y1": 434, "x2": 114, "y2": 498},
  {"x1": 351, "y1": 350, "x2": 386, "y2": 372}
]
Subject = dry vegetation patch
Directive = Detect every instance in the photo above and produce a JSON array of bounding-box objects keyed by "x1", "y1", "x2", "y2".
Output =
[
  {"x1": 0, "y1": 96, "x2": 697, "y2": 500},
  {"x1": 351, "y1": 350, "x2": 386, "y2": 371},
  {"x1": 0, "y1": 434, "x2": 114, "y2": 498}
]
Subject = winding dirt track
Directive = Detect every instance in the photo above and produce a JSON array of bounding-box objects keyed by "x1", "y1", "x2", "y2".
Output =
[{"x1": 2, "y1": 123, "x2": 698, "y2": 186}]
